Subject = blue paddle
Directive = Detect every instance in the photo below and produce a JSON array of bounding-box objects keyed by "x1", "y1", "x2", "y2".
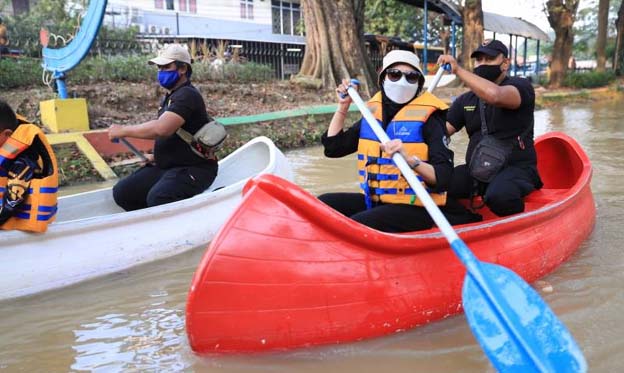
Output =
[{"x1": 345, "y1": 66, "x2": 587, "y2": 372}]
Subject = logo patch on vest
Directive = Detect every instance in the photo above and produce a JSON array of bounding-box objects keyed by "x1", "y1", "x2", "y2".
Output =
[
  {"x1": 395, "y1": 126, "x2": 411, "y2": 137},
  {"x1": 464, "y1": 105, "x2": 476, "y2": 112}
]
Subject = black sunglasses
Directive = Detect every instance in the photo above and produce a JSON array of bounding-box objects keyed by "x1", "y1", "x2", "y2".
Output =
[{"x1": 385, "y1": 68, "x2": 421, "y2": 84}]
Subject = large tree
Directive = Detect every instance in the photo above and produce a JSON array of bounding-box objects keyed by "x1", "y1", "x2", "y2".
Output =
[
  {"x1": 546, "y1": 0, "x2": 580, "y2": 88},
  {"x1": 596, "y1": 0, "x2": 610, "y2": 71},
  {"x1": 615, "y1": 0, "x2": 624, "y2": 74},
  {"x1": 296, "y1": 0, "x2": 377, "y2": 96},
  {"x1": 457, "y1": 0, "x2": 484, "y2": 71}
]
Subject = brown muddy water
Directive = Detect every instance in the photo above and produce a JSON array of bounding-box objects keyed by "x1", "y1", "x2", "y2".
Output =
[{"x1": 0, "y1": 100, "x2": 622, "y2": 372}]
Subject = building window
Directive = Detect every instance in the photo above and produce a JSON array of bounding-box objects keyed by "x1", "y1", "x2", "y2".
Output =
[
  {"x1": 175, "y1": 0, "x2": 196, "y2": 13},
  {"x1": 240, "y1": 0, "x2": 254, "y2": 20},
  {"x1": 271, "y1": 1, "x2": 302, "y2": 36},
  {"x1": 165, "y1": 0, "x2": 174, "y2": 10}
]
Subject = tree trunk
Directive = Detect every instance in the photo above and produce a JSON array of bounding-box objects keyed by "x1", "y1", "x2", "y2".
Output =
[
  {"x1": 596, "y1": 0, "x2": 610, "y2": 72},
  {"x1": 460, "y1": 0, "x2": 484, "y2": 71},
  {"x1": 297, "y1": 0, "x2": 377, "y2": 96},
  {"x1": 546, "y1": 0, "x2": 580, "y2": 88},
  {"x1": 614, "y1": 1, "x2": 624, "y2": 74},
  {"x1": 11, "y1": 0, "x2": 31, "y2": 15}
]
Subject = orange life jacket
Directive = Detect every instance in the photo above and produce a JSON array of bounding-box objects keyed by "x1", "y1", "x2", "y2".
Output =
[
  {"x1": 357, "y1": 91, "x2": 448, "y2": 207},
  {"x1": 0, "y1": 122, "x2": 58, "y2": 233}
]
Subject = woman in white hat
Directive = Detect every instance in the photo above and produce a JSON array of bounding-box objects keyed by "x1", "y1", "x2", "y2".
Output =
[{"x1": 319, "y1": 50, "x2": 481, "y2": 232}]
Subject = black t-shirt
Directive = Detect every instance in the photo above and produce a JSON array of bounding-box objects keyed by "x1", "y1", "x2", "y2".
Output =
[
  {"x1": 154, "y1": 81, "x2": 215, "y2": 169},
  {"x1": 447, "y1": 76, "x2": 537, "y2": 167},
  {"x1": 321, "y1": 111, "x2": 454, "y2": 193}
]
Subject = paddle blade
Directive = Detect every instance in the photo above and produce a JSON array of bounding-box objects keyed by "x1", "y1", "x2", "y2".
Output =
[{"x1": 462, "y1": 262, "x2": 587, "y2": 373}]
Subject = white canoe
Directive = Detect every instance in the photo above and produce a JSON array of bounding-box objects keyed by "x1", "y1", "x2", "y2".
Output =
[{"x1": 0, "y1": 136, "x2": 293, "y2": 301}]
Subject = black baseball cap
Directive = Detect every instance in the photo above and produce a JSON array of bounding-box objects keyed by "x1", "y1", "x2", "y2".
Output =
[{"x1": 470, "y1": 39, "x2": 508, "y2": 58}]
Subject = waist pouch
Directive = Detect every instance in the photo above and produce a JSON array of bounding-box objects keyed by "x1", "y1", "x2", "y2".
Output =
[
  {"x1": 176, "y1": 120, "x2": 227, "y2": 159},
  {"x1": 469, "y1": 135, "x2": 512, "y2": 183}
]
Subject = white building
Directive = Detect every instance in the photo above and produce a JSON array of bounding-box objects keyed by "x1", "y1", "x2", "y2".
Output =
[{"x1": 103, "y1": 0, "x2": 304, "y2": 44}]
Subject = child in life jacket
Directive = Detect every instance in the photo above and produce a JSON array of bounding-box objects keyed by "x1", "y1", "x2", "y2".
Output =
[{"x1": 0, "y1": 99, "x2": 58, "y2": 232}]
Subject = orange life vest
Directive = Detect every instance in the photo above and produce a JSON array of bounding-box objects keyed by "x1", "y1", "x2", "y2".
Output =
[
  {"x1": 0, "y1": 122, "x2": 58, "y2": 233},
  {"x1": 357, "y1": 91, "x2": 448, "y2": 207}
]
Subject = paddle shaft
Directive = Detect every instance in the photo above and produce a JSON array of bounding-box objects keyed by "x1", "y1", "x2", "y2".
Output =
[
  {"x1": 426, "y1": 64, "x2": 448, "y2": 93},
  {"x1": 113, "y1": 137, "x2": 149, "y2": 163},
  {"x1": 346, "y1": 66, "x2": 557, "y2": 371}
]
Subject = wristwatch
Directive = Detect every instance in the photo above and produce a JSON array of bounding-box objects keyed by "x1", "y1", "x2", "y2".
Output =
[{"x1": 411, "y1": 156, "x2": 421, "y2": 169}]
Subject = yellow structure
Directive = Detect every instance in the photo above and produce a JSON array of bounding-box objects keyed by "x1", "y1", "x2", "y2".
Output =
[{"x1": 40, "y1": 98, "x2": 90, "y2": 133}]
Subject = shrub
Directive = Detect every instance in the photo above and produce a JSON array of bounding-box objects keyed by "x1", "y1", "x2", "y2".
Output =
[
  {"x1": 193, "y1": 61, "x2": 275, "y2": 82},
  {"x1": 0, "y1": 55, "x2": 275, "y2": 89},
  {"x1": 0, "y1": 57, "x2": 42, "y2": 88},
  {"x1": 563, "y1": 71, "x2": 616, "y2": 89}
]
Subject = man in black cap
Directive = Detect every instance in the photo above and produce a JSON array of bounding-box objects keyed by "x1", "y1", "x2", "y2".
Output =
[{"x1": 437, "y1": 40, "x2": 542, "y2": 217}]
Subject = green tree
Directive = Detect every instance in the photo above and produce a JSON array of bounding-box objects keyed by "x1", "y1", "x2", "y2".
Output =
[
  {"x1": 546, "y1": 0, "x2": 581, "y2": 88},
  {"x1": 365, "y1": 0, "x2": 420, "y2": 40},
  {"x1": 4, "y1": 0, "x2": 82, "y2": 56},
  {"x1": 364, "y1": 0, "x2": 447, "y2": 45},
  {"x1": 571, "y1": 0, "x2": 621, "y2": 60}
]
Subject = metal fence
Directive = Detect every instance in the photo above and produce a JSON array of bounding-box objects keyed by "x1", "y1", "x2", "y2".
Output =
[
  {"x1": 8, "y1": 34, "x2": 423, "y2": 80},
  {"x1": 90, "y1": 36, "x2": 306, "y2": 80}
]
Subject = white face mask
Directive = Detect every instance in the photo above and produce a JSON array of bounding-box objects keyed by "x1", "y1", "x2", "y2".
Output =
[{"x1": 383, "y1": 75, "x2": 419, "y2": 104}]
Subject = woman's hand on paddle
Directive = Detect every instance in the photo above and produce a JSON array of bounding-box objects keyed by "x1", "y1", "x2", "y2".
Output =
[
  {"x1": 437, "y1": 55, "x2": 459, "y2": 74},
  {"x1": 380, "y1": 139, "x2": 409, "y2": 158},
  {"x1": 336, "y1": 79, "x2": 354, "y2": 105}
]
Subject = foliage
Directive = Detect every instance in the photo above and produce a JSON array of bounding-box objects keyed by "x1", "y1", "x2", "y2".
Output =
[
  {"x1": 365, "y1": 0, "x2": 420, "y2": 41},
  {"x1": 3, "y1": 0, "x2": 80, "y2": 57},
  {"x1": 193, "y1": 62, "x2": 274, "y2": 82},
  {"x1": 3, "y1": 0, "x2": 139, "y2": 57},
  {"x1": 364, "y1": 0, "x2": 445, "y2": 44},
  {"x1": 0, "y1": 57, "x2": 41, "y2": 88},
  {"x1": 563, "y1": 70, "x2": 616, "y2": 88},
  {"x1": 70, "y1": 55, "x2": 153, "y2": 83},
  {"x1": 573, "y1": 0, "x2": 622, "y2": 59},
  {"x1": 0, "y1": 54, "x2": 274, "y2": 89}
]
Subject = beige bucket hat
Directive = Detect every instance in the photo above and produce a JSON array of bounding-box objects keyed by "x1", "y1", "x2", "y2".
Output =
[{"x1": 379, "y1": 50, "x2": 425, "y2": 85}]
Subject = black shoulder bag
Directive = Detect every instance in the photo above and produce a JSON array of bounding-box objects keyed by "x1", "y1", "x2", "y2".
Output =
[{"x1": 468, "y1": 100, "x2": 513, "y2": 183}]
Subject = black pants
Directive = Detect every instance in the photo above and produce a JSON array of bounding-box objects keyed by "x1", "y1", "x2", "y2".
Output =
[
  {"x1": 318, "y1": 192, "x2": 481, "y2": 233},
  {"x1": 449, "y1": 164, "x2": 538, "y2": 217},
  {"x1": 113, "y1": 164, "x2": 217, "y2": 211}
]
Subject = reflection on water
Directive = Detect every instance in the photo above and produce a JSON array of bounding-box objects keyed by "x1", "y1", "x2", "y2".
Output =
[{"x1": 1, "y1": 99, "x2": 623, "y2": 372}]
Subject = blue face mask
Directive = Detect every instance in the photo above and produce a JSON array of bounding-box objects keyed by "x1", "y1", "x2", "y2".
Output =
[{"x1": 158, "y1": 70, "x2": 180, "y2": 89}]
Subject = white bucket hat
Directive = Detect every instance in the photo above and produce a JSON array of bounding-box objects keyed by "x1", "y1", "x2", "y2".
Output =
[
  {"x1": 148, "y1": 44, "x2": 193, "y2": 66},
  {"x1": 379, "y1": 50, "x2": 424, "y2": 85}
]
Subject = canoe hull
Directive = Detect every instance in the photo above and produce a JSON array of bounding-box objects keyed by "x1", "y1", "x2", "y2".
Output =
[
  {"x1": 0, "y1": 136, "x2": 293, "y2": 301},
  {"x1": 186, "y1": 132, "x2": 595, "y2": 354}
]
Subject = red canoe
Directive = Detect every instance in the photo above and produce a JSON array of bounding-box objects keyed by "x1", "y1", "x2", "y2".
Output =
[{"x1": 186, "y1": 132, "x2": 595, "y2": 354}]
